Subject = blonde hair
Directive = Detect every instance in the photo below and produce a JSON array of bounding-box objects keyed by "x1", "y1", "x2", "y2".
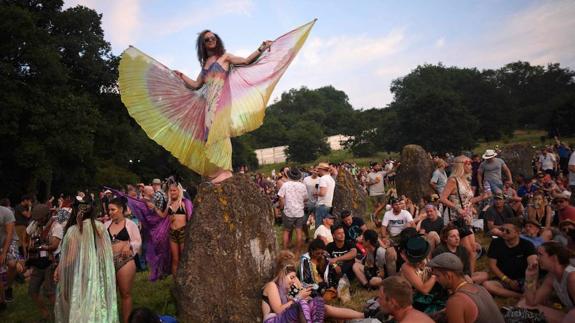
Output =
[
  {"x1": 168, "y1": 182, "x2": 184, "y2": 210},
  {"x1": 449, "y1": 155, "x2": 470, "y2": 180},
  {"x1": 274, "y1": 250, "x2": 297, "y2": 279}
]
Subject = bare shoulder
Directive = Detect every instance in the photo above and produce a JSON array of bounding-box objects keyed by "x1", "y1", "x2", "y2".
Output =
[{"x1": 403, "y1": 309, "x2": 433, "y2": 323}]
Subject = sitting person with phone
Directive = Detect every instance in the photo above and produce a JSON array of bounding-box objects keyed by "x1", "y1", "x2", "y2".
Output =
[
  {"x1": 299, "y1": 239, "x2": 338, "y2": 299},
  {"x1": 261, "y1": 250, "x2": 364, "y2": 322}
]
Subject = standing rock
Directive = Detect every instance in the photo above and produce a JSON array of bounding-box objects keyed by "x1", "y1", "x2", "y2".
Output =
[
  {"x1": 175, "y1": 174, "x2": 277, "y2": 322},
  {"x1": 332, "y1": 168, "x2": 368, "y2": 218},
  {"x1": 395, "y1": 145, "x2": 434, "y2": 203},
  {"x1": 499, "y1": 143, "x2": 536, "y2": 179}
]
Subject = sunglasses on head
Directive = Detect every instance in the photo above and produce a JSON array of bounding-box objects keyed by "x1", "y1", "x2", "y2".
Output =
[{"x1": 204, "y1": 36, "x2": 216, "y2": 43}]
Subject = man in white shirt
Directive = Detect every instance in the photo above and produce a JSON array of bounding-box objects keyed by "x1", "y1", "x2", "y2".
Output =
[
  {"x1": 381, "y1": 198, "x2": 414, "y2": 239},
  {"x1": 538, "y1": 148, "x2": 557, "y2": 176},
  {"x1": 314, "y1": 162, "x2": 335, "y2": 227},
  {"x1": 314, "y1": 214, "x2": 335, "y2": 244},
  {"x1": 367, "y1": 162, "x2": 386, "y2": 215},
  {"x1": 278, "y1": 168, "x2": 308, "y2": 253},
  {"x1": 303, "y1": 168, "x2": 320, "y2": 236}
]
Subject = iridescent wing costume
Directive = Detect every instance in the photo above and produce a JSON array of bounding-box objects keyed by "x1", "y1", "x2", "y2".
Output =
[
  {"x1": 55, "y1": 220, "x2": 118, "y2": 322},
  {"x1": 118, "y1": 20, "x2": 316, "y2": 176}
]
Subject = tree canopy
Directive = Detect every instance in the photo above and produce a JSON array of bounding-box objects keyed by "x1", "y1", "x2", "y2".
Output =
[
  {"x1": 0, "y1": 0, "x2": 195, "y2": 201},
  {"x1": 2, "y1": 1, "x2": 574, "y2": 199}
]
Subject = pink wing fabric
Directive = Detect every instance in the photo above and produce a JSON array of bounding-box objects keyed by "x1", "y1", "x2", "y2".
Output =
[{"x1": 119, "y1": 20, "x2": 316, "y2": 176}]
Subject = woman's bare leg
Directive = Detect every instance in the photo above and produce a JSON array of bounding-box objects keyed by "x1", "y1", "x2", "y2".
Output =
[
  {"x1": 117, "y1": 260, "x2": 136, "y2": 323},
  {"x1": 325, "y1": 304, "x2": 364, "y2": 319}
]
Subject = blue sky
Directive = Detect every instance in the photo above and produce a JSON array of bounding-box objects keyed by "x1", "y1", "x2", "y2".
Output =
[{"x1": 64, "y1": 0, "x2": 575, "y2": 109}]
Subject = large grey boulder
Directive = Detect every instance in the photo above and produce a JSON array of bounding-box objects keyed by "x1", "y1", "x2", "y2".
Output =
[
  {"x1": 332, "y1": 168, "x2": 368, "y2": 218},
  {"x1": 499, "y1": 144, "x2": 536, "y2": 179},
  {"x1": 175, "y1": 174, "x2": 277, "y2": 322},
  {"x1": 395, "y1": 145, "x2": 434, "y2": 203}
]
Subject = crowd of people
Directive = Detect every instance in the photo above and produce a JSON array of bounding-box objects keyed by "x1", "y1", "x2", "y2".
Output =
[
  {"x1": 1, "y1": 140, "x2": 574, "y2": 322},
  {"x1": 0, "y1": 179, "x2": 189, "y2": 322},
  {"x1": 250, "y1": 141, "x2": 575, "y2": 323}
]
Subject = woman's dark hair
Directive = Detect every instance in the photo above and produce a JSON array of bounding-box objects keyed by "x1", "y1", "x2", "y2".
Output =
[
  {"x1": 440, "y1": 223, "x2": 459, "y2": 244},
  {"x1": 196, "y1": 30, "x2": 225, "y2": 67},
  {"x1": 128, "y1": 307, "x2": 161, "y2": 323},
  {"x1": 64, "y1": 196, "x2": 99, "y2": 238},
  {"x1": 308, "y1": 238, "x2": 326, "y2": 253},
  {"x1": 541, "y1": 241, "x2": 572, "y2": 266},
  {"x1": 109, "y1": 196, "x2": 128, "y2": 212}
]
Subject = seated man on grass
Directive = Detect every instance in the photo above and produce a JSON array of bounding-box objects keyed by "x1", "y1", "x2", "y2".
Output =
[
  {"x1": 326, "y1": 224, "x2": 357, "y2": 281},
  {"x1": 352, "y1": 230, "x2": 387, "y2": 289},
  {"x1": 483, "y1": 218, "x2": 537, "y2": 298},
  {"x1": 518, "y1": 241, "x2": 575, "y2": 323}
]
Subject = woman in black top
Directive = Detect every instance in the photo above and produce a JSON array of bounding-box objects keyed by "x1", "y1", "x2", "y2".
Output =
[{"x1": 106, "y1": 197, "x2": 142, "y2": 323}]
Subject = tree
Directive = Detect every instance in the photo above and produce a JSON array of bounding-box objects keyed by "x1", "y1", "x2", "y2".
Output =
[
  {"x1": 0, "y1": 1, "x2": 197, "y2": 200},
  {"x1": 231, "y1": 137, "x2": 258, "y2": 171},
  {"x1": 285, "y1": 121, "x2": 330, "y2": 163},
  {"x1": 395, "y1": 91, "x2": 479, "y2": 153}
]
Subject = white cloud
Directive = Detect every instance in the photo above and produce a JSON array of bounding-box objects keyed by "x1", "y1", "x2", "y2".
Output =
[
  {"x1": 270, "y1": 28, "x2": 408, "y2": 108},
  {"x1": 152, "y1": 0, "x2": 254, "y2": 37},
  {"x1": 64, "y1": 0, "x2": 142, "y2": 51},
  {"x1": 435, "y1": 37, "x2": 445, "y2": 49},
  {"x1": 446, "y1": 0, "x2": 575, "y2": 69}
]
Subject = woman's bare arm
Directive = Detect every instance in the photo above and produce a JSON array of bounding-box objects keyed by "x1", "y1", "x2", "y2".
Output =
[
  {"x1": 174, "y1": 70, "x2": 204, "y2": 89},
  {"x1": 226, "y1": 40, "x2": 272, "y2": 66}
]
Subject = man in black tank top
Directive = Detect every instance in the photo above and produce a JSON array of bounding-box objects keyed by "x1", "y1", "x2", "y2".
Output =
[{"x1": 429, "y1": 253, "x2": 504, "y2": 323}]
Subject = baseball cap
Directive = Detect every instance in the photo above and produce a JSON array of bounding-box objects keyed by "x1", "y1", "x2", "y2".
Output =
[
  {"x1": 324, "y1": 214, "x2": 336, "y2": 220},
  {"x1": 152, "y1": 178, "x2": 162, "y2": 184}
]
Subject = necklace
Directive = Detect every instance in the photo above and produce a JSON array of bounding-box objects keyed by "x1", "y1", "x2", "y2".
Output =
[{"x1": 454, "y1": 280, "x2": 468, "y2": 292}]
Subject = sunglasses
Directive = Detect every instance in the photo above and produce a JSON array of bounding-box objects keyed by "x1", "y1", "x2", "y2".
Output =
[
  {"x1": 501, "y1": 227, "x2": 514, "y2": 234},
  {"x1": 204, "y1": 36, "x2": 216, "y2": 43}
]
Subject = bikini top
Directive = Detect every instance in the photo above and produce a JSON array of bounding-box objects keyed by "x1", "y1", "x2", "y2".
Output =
[
  {"x1": 167, "y1": 204, "x2": 186, "y2": 216},
  {"x1": 108, "y1": 221, "x2": 130, "y2": 242}
]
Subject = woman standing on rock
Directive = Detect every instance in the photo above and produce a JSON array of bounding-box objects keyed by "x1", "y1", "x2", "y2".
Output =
[{"x1": 119, "y1": 21, "x2": 316, "y2": 183}]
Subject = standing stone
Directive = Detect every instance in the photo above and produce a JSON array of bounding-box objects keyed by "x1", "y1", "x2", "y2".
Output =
[
  {"x1": 499, "y1": 144, "x2": 536, "y2": 179},
  {"x1": 332, "y1": 168, "x2": 368, "y2": 218},
  {"x1": 175, "y1": 174, "x2": 277, "y2": 322},
  {"x1": 395, "y1": 145, "x2": 434, "y2": 203}
]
